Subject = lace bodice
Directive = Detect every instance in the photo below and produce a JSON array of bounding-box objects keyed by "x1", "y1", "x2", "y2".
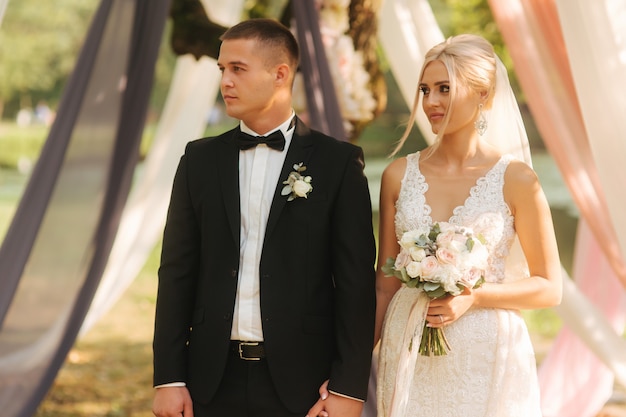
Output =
[{"x1": 395, "y1": 152, "x2": 517, "y2": 283}]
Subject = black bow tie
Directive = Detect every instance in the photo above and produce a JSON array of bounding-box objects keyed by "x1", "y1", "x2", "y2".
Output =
[{"x1": 236, "y1": 130, "x2": 286, "y2": 151}]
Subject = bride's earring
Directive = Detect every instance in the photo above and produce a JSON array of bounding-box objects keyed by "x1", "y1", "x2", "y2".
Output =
[{"x1": 474, "y1": 103, "x2": 487, "y2": 136}]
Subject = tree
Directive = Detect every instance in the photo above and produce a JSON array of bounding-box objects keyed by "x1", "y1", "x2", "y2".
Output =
[{"x1": 0, "y1": 0, "x2": 97, "y2": 118}]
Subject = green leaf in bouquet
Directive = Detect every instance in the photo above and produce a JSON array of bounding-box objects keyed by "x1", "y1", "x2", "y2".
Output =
[
  {"x1": 473, "y1": 276, "x2": 485, "y2": 289},
  {"x1": 381, "y1": 257, "x2": 397, "y2": 277},
  {"x1": 399, "y1": 268, "x2": 411, "y2": 284},
  {"x1": 428, "y1": 223, "x2": 441, "y2": 240},
  {"x1": 423, "y1": 283, "x2": 447, "y2": 299},
  {"x1": 415, "y1": 233, "x2": 430, "y2": 248}
]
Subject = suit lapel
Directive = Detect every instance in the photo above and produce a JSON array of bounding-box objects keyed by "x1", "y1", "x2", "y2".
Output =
[
  {"x1": 218, "y1": 130, "x2": 241, "y2": 246},
  {"x1": 264, "y1": 118, "x2": 315, "y2": 241}
]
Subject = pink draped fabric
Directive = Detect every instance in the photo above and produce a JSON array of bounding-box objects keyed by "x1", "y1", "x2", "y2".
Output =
[
  {"x1": 538, "y1": 221, "x2": 626, "y2": 416},
  {"x1": 488, "y1": 0, "x2": 626, "y2": 287},
  {"x1": 489, "y1": 0, "x2": 626, "y2": 415},
  {"x1": 556, "y1": 0, "x2": 626, "y2": 266}
]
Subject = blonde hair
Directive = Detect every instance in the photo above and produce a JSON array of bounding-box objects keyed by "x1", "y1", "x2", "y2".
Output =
[{"x1": 391, "y1": 34, "x2": 497, "y2": 156}]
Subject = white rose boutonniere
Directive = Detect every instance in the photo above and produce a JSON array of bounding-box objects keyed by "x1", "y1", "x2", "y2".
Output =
[{"x1": 281, "y1": 163, "x2": 313, "y2": 201}]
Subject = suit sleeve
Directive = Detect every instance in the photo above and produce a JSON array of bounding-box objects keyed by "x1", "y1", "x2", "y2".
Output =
[
  {"x1": 152, "y1": 147, "x2": 200, "y2": 386},
  {"x1": 327, "y1": 146, "x2": 377, "y2": 400}
]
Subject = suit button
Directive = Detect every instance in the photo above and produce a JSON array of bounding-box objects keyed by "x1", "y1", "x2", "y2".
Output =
[
  {"x1": 224, "y1": 312, "x2": 232, "y2": 321},
  {"x1": 231, "y1": 269, "x2": 237, "y2": 278}
]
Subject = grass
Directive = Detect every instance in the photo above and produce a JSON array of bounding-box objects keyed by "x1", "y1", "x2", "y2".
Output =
[
  {"x1": 34, "y1": 246, "x2": 160, "y2": 417},
  {"x1": 0, "y1": 121, "x2": 168, "y2": 172},
  {"x1": 0, "y1": 122, "x2": 49, "y2": 171}
]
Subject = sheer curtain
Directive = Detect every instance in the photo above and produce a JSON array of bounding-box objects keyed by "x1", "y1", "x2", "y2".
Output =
[
  {"x1": 489, "y1": 0, "x2": 626, "y2": 415},
  {"x1": 556, "y1": 0, "x2": 626, "y2": 263},
  {"x1": 81, "y1": 0, "x2": 245, "y2": 334},
  {"x1": 0, "y1": 1, "x2": 169, "y2": 416},
  {"x1": 378, "y1": 0, "x2": 441, "y2": 145},
  {"x1": 0, "y1": 0, "x2": 7, "y2": 27}
]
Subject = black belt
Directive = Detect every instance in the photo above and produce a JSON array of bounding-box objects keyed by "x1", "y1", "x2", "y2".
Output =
[{"x1": 230, "y1": 341, "x2": 266, "y2": 361}]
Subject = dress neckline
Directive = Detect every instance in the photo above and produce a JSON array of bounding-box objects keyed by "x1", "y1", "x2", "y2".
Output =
[{"x1": 414, "y1": 153, "x2": 505, "y2": 224}]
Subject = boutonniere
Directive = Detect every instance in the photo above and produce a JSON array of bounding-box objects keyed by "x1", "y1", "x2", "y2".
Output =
[{"x1": 281, "y1": 163, "x2": 313, "y2": 201}]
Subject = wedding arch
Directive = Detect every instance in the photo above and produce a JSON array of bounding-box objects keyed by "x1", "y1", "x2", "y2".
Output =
[{"x1": 0, "y1": 1, "x2": 624, "y2": 416}]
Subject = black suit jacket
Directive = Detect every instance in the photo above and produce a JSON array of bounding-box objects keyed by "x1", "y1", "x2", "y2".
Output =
[{"x1": 153, "y1": 118, "x2": 376, "y2": 412}]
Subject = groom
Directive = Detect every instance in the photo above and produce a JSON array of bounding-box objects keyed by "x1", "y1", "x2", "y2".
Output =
[{"x1": 152, "y1": 18, "x2": 376, "y2": 417}]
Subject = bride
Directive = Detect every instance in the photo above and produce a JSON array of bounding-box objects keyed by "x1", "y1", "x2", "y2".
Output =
[{"x1": 374, "y1": 34, "x2": 562, "y2": 417}]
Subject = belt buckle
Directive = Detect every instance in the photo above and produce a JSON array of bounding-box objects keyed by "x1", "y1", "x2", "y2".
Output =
[{"x1": 238, "y1": 341, "x2": 260, "y2": 361}]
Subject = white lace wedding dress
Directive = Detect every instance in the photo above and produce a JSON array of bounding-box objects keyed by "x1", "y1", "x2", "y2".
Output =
[{"x1": 377, "y1": 152, "x2": 541, "y2": 417}]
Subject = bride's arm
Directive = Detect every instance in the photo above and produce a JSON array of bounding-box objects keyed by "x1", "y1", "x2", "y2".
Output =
[
  {"x1": 474, "y1": 160, "x2": 562, "y2": 310},
  {"x1": 374, "y1": 158, "x2": 405, "y2": 345}
]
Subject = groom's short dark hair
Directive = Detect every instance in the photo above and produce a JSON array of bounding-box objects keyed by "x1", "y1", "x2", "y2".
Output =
[{"x1": 220, "y1": 18, "x2": 300, "y2": 70}]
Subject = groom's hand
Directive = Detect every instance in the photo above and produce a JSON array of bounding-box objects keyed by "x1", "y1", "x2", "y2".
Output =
[{"x1": 152, "y1": 386, "x2": 194, "y2": 417}]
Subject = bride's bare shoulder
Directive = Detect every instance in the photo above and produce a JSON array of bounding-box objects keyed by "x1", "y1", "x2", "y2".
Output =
[
  {"x1": 382, "y1": 156, "x2": 408, "y2": 182},
  {"x1": 503, "y1": 159, "x2": 543, "y2": 210},
  {"x1": 379, "y1": 156, "x2": 410, "y2": 202},
  {"x1": 504, "y1": 159, "x2": 540, "y2": 188}
]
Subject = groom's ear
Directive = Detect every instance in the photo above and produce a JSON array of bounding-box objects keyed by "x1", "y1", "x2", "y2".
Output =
[{"x1": 274, "y1": 63, "x2": 291, "y2": 86}]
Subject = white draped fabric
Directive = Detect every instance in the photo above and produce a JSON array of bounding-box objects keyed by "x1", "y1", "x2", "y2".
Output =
[
  {"x1": 81, "y1": 0, "x2": 245, "y2": 333},
  {"x1": 0, "y1": 0, "x2": 8, "y2": 27},
  {"x1": 544, "y1": 1, "x2": 626, "y2": 412},
  {"x1": 540, "y1": 223, "x2": 626, "y2": 417},
  {"x1": 555, "y1": 0, "x2": 626, "y2": 263},
  {"x1": 378, "y1": 0, "x2": 441, "y2": 145}
]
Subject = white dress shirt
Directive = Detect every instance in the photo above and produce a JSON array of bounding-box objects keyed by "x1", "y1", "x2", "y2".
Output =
[{"x1": 231, "y1": 112, "x2": 295, "y2": 342}]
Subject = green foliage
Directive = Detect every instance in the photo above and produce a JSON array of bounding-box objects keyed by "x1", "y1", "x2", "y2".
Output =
[
  {"x1": 0, "y1": 122, "x2": 48, "y2": 168},
  {"x1": 522, "y1": 308, "x2": 563, "y2": 343},
  {"x1": 433, "y1": 0, "x2": 522, "y2": 98},
  {"x1": 0, "y1": 0, "x2": 176, "y2": 120},
  {"x1": 149, "y1": 21, "x2": 178, "y2": 116},
  {"x1": 245, "y1": 0, "x2": 290, "y2": 20},
  {"x1": 0, "y1": 1, "x2": 98, "y2": 115},
  {"x1": 0, "y1": 121, "x2": 161, "y2": 170}
]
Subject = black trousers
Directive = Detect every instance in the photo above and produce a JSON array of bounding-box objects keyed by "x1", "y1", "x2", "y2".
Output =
[{"x1": 193, "y1": 351, "x2": 304, "y2": 417}]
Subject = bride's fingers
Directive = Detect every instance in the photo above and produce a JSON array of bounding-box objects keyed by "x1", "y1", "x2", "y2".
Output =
[
  {"x1": 305, "y1": 399, "x2": 326, "y2": 417},
  {"x1": 426, "y1": 313, "x2": 446, "y2": 327},
  {"x1": 318, "y1": 379, "x2": 329, "y2": 400}
]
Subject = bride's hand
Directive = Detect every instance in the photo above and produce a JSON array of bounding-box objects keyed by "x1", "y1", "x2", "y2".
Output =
[
  {"x1": 426, "y1": 287, "x2": 475, "y2": 327},
  {"x1": 306, "y1": 380, "x2": 330, "y2": 417}
]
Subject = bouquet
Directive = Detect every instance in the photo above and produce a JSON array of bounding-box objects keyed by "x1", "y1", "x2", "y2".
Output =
[{"x1": 382, "y1": 222, "x2": 489, "y2": 356}]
